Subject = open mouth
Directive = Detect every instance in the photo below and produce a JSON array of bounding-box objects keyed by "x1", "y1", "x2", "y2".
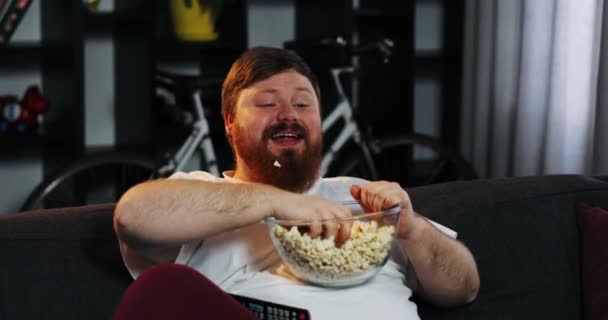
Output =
[{"x1": 270, "y1": 132, "x2": 304, "y2": 145}]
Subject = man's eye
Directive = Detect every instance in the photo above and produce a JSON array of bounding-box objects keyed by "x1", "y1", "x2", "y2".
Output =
[
  {"x1": 294, "y1": 103, "x2": 308, "y2": 108},
  {"x1": 257, "y1": 103, "x2": 276, "y2": 107}
]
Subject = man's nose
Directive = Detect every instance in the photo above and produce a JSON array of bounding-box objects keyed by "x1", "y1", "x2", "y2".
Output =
[{"x1": 276, "y1": 103, "x2": 299, "y2": 121}]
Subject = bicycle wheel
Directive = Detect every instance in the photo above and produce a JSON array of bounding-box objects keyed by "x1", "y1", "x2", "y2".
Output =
[
  {"x1": 21, "y1": 152, "x2": 158, "y2": 211},
  {"x1": 334, "y1": 133, "x2": 478, "y2": 188}
]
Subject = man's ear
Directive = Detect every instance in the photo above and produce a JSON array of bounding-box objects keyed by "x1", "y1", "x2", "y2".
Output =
[{"x1": 224, "y1": 112, "x2": 234, "y2": 139}]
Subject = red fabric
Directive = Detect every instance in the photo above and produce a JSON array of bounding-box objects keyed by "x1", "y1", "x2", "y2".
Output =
[
  {"x1": 113, "y1": 264, "x2": 259, "y2": 320},
  {"x1": 577, "y1": 204, "x2": 608, "y2": 320}
]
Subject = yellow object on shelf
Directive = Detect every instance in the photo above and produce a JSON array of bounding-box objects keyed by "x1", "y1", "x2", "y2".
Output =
[
  {"x1": 170, "y1": 0, "x2": 219, "y2": 41},
  {"x1": 83, "y1": 0, "x2": 102, "y2": 12}
]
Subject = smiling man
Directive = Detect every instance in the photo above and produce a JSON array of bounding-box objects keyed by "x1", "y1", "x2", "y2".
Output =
[
  {"x1": 226, "y1": 68, "x2": 323, "y2": 192},
  {"x1": 113, "y1": 47, "x2": 479, "y2": 320}
]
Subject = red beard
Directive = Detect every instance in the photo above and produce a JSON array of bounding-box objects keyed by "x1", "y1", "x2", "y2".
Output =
[{"x1": 232, "y1": 121, "x2": 322, "y2": 193}]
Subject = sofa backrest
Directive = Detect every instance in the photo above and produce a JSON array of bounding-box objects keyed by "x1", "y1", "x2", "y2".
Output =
[
  {"x1": 1, "y1": 175, "x2": 607, "y2": 320},
  {"x1": 0, "y1": 203, "x2": 130, "y2": 320},
  {"x1": 409, "y1": 175, "x2": 608, "y2": 320}
]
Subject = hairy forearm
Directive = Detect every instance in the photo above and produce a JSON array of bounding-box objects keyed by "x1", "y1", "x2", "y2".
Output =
[
  {"x1": 114, "y1": 179, "x2": 278, "y2": 249},
  {"x1": 400, "y1": 215, "x2": 480, "y2": 306}
]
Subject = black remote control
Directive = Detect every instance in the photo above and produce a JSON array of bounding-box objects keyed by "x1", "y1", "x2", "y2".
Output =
[{"x1": 230, "y1": 294, "x2": 311, "y2": 320}]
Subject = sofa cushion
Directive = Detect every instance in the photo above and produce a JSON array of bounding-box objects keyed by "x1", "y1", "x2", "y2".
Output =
[
  {"x1": 577, "y1": 204, "x2": 608, "y2": 320},
  {"x1": 409, "y1": 175, "x2": 608, "y2": 320},
  {"x1": 0, "y1": 203, "x2": 132, "y2": 320}
]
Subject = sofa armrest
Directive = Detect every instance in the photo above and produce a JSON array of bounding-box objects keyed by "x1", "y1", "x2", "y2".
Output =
[{"x1": 0, "y1": 203, "x2": 132, "y2": 320}]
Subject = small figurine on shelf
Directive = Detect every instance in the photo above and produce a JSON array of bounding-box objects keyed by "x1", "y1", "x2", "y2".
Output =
[
  {"x1": 82, "y1": 0, "x2": 102, "y2": 13},
  {"x1": 0, "y1": 85, "x2": 49, "y2": 136},
  {"x1": 170, "y1": 0, "x2": 224, "y2": 41}
]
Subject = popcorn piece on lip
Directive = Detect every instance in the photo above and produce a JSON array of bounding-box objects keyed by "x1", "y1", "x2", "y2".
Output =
[{"x1": 273, "y1": 160, "x2": 282, "y2": 168}]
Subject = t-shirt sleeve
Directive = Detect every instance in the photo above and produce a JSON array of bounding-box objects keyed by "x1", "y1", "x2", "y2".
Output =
[
  {"x1": 174, "y1": 241, "x2": 203, "y2": 266},
  {"x1": 168, "y1": 170, "x2": 219, "y2": 181},
  {"x1": 120, "y1": 170, "x2": 218, "y2": 279},
  {"x1": 428, "y1": 219, "x2": 457, "y2": 239}
]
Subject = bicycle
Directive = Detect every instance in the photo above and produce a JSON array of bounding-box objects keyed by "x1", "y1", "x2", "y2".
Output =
[
  {"x1": 288, "y1": 37, "x2": 477, "y2": 186},
  {"x1": 21, "y1": 41, "x2": 477, "y2": 211},
  {"x1": 21, "y1": 71, "x2": 227, "y2": 211}
]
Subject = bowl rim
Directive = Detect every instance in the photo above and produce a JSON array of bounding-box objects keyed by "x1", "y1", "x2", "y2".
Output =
[{"x1": 263, "y1": 203, "x2": 401, "y2": 225}]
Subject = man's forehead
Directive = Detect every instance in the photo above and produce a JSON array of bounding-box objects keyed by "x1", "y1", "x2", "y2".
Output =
[
  {"x1": 246, "y1": 70, "x2": 314, "y2": 90},
  {"x1": 254, "y1": 87, "x2": 315, "y2": 94}
]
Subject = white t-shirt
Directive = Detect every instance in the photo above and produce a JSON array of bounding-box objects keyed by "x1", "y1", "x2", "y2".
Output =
[{"x1": 123, "y1": 171, "x2": 457, "y2": 320}]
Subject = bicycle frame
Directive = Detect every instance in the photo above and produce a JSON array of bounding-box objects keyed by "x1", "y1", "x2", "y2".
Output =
[
  {"x1": 157, "y1": 89, "x2": 220, "y2": 177},
  {"x1": 319, "y1": 67, "x2": 378, "y2": 178}
]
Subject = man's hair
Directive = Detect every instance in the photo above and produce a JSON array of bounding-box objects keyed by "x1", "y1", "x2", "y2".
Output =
[{"x1": 221, "y1": 46, "x2": 321, "y2": 121}]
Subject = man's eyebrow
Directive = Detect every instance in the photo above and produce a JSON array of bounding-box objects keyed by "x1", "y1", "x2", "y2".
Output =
[
  {"x1": 295, "y1": 87, "x2": 314, "y2": 93},
  {"x1": 259, "y1": 89, "x2": 278, "y2": 93},
  {"x1": 258, "y1": 87, "x2": 313, "y2": 94}
]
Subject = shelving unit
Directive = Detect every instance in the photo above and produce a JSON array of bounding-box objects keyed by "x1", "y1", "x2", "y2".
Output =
[
  {"x1": 438, "y1": 0, "x2": 465, "y2": 149},
  {"x1": 0, "y1": 0, "x2": 247, "y2": 212},
  {"x1": 110, "y1": 0, "x2": 246, "y2": 157},
  {"x1": 9, "y1": 0, "x2": 245, "y2": 147},
  {"x1": 413, "y1": 0, "x2": 465, "y2": 150}
]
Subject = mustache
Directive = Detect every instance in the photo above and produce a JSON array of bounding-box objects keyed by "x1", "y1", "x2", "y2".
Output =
[{"x1": 263, "y1": 121, "x2": 308, "y2": 140}]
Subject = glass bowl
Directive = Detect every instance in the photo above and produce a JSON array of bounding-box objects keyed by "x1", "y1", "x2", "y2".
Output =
[{"x1": 264, "y1": 201, "x2": 401, "y2": 288}]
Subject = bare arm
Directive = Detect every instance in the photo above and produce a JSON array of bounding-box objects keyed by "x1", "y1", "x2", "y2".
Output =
[
  {"x1": 114, "y1": 178, "x2": 352, "y2": 265},
  {"x1": 115, "y1": 179, "x2": 275, "y2": 247},
  {"x1": 350, "y1": 182, "x2": 479, "y2": 307},
  {"x1": 400, "y1": 214, "x2": 480, "y2": 306}
]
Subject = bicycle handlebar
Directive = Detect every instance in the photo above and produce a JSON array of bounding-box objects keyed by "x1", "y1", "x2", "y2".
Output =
[
  {"x1": 284, "y1": 37, "x2": 394, "y2": 63},
  {"x1": 155, "y1": 70, "x2": 224, "y2": 91}
]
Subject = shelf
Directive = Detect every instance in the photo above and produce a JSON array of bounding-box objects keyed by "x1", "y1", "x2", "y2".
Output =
[
  {"x1": 415, "y1": 50, "x2": 444, "y2": 76},
  {"x1": 0, "y1": 43, "x2": 74, "y2": 68},
  {"x1": 0, "y1": 133, "x2": 57, "y2": 156},
  {"x1": 415, "y1": 49, "x2": 443, "y2": 59},
  {"x1": 153, "y1": 38, "x2": 245, "y2": 64},
  {"x1": 0, "y1": 44, "x2": 41, "y2": 66},
  {"x1": 85, "y1": 12, "x2": 153, "y2": 34},
  {"x1": 155, "y1": 38, "x2": 245, "y2": 56},
  {"x1": 156, "y1": 37, "x2": 243, "y2": 49},
  {"x1": 354, "y1": 9, "x2": 409, "y2": 18},
  {"x1": 2, "y1": 42, "x2": 42, "y2": 51}
]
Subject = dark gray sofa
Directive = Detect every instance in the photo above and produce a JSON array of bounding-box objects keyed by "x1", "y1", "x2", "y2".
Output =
[{"x1": 1, "y1": 175, "x2": 607, "y2": 319}]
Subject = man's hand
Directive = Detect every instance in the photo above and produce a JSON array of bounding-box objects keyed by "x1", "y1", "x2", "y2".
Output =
[
  {"x1": 349, "y1": 181, "x2": 422, "y2": 240},
  {"x1": 350, "y1": 181, "x2": 480, "y2": 306},
  {"x1": 270, "y1": 193, "x2": 353, "y2": 246}
]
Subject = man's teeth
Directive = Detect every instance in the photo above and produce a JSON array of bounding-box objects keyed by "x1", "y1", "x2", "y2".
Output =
[{"x1": 273, "y1": 133, "x2": 298, "y2": 139}]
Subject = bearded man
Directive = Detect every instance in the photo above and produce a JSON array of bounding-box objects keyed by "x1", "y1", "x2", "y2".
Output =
[{"x1": 113, "y1": 47, "x2": 479, "y2": 320}]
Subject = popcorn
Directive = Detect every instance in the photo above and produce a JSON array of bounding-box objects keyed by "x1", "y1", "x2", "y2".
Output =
[
  {"x1": 272, "y1": 220, "x2": 395, "y2": 281},
  {"x1": 273, "y1": 160, "x2": 282, "y2": 168}
]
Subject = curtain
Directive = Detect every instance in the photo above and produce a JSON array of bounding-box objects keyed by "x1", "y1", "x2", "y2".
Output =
[{"x1": 461, "y1": 0, "x2": 608, "y2": 178}]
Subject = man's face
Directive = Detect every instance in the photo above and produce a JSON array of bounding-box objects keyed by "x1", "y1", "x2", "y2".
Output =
[{"x1": 226, "y1": 70, "x2": 323, "y2": 192}]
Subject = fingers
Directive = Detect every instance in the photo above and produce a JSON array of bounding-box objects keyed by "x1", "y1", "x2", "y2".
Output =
[
  {"x1": 357, "y1": 181, "x2": 407, "y2": 212},
  {"x1": 308, "y1": 216, "x2": 323, "y2": 239},
  {"x1": 299, "y1": 201, "x2": 350, "y2": 242},
  {"x1": 336, "y1": 210, "x2": 352, "y2": 247},
  {"x1": 322, "y1": 205, "x2": 352, "y2": 243},
  {"x1": 276, "y1": 195, "x2": 356, "y2": 244},
  {"x1": 350, "y1": 184, "x2": 362, "y2": 201},
  {"x1": 307, "y1": 203, "x2": 352, "y2": 248},
  {"x1": 322, "y1": 220, "x2": 340, "y2": 242},
  {"x1": 352, "y1": 184, "x2": 373, "y2": 212}
]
